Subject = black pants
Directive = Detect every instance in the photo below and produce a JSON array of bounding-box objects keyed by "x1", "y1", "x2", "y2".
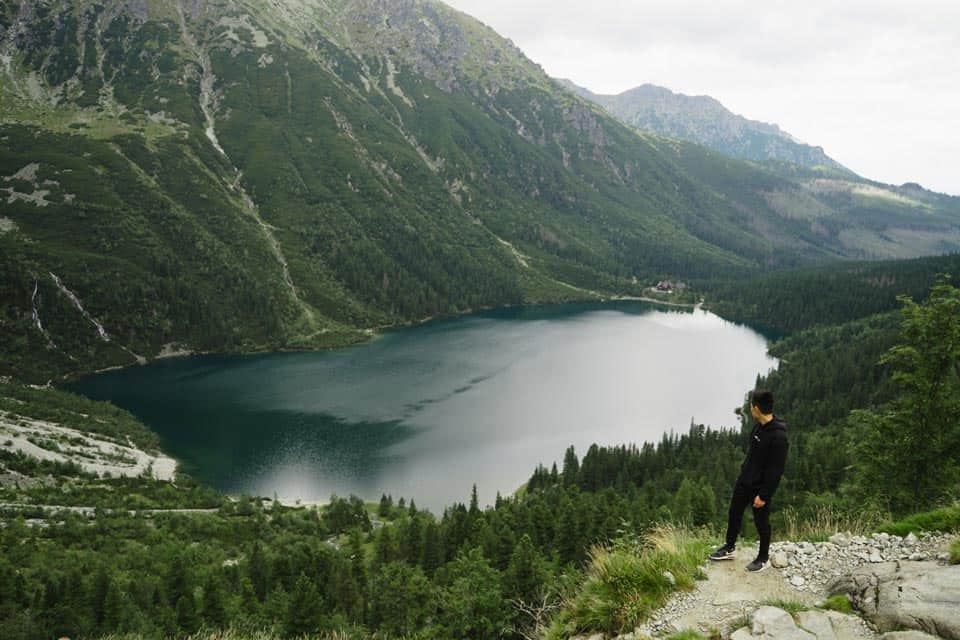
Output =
[{"x1": 724, "y1": 483, "x2": 771, "y2": 561}]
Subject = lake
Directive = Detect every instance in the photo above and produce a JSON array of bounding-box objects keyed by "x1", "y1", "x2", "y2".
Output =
[{"x1": 69, "y1": 301, "x2": 778, "y2": 512}]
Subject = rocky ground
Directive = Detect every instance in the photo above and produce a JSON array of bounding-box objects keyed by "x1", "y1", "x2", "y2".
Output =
[
  {"x1": 596, "y1": 532, "x2": 957, "y2": 640},
  {"x1": 0, "y1": 409, "x2": 176, "y2": 482}
]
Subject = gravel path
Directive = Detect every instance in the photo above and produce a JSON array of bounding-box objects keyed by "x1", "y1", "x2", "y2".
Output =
[{"x1": 634, "y1": 533, "x2": 955, "y2": 639}]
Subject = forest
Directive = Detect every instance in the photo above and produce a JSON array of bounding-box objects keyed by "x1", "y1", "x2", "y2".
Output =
[{"x1": 2, "y1": 271, "x2": 958, "y2": 639}]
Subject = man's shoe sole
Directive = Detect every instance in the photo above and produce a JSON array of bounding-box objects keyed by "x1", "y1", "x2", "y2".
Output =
[
  {"x1": 709, "y1": 553, "x2": 736, "y2": 561},
  {"x1": 745, "y1": 562, "x2": 768, "y2": 572}
]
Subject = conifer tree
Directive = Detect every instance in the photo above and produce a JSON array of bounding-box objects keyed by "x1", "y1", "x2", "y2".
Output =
[
  {"x1": 503, "y1": 534, "x2": 547, "y2": 603},
  {"x1": 420, "y1": 520, "x2": 443, "y2": 577},
  {"x1": 249, "y1": 542, "x2": 269, "y2": 602},
  {"x1": 175, "y1": 593, "x2": 200, "y2": 634},
  {"x1": 851, "y1": 281, "x2": 960, "y2": 513},
  {"x1": 202, "y1": 574, "x2": 228, "y2": 628},
  {"x1": 285, "y1": 574, "x2": 323, "y2": 635},
  {"x1": 562, "y1": 446, "x2": 579, "y2": 486}
]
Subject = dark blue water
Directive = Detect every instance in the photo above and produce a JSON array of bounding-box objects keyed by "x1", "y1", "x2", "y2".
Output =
[{"x1": 70, "y1": 302, "x2": 777, "y2": 511}]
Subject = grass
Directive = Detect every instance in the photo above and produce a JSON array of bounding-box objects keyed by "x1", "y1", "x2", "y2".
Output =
[
  {"x1": 951, "y1": 538, "x2": 960, "y2": 564},
  {"x1": 97, "y1": 631, "x2": 356, "y2": 640},
  {"x1": 876, "y1": 505, "x2": 960, "y2": 536},
  {"x1": 665, "y1": 631, "x2": 709, "y2": 640},
  {"x1": 725, "y1": 615, "x2": 751, "y2": 635},
  {"x1": 761, "y1": 599, "x2": 811, "y2": 616},
  {"x1": 544, "y1": 524, "x2": 712, "y2": 639},
  {"x1": 820, "y1": 594, "x2": 854, "y2": 614},
  {"x1": 781, "y1": 505, "x2": 885, "y2": 542}
]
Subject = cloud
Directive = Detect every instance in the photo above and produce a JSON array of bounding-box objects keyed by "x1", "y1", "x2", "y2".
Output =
[{"x1": 444, "y1": 0, "x2": 960, "y2": 194}]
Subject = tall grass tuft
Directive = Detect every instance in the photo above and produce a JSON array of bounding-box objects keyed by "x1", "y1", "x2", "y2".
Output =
[
  {"x1": 781, "y1": 505, "x2": 885, "y2": 541},
  {"x1": 96, "y1": 629, "x2": 357, "y2": 640},
  {"x1": 545, "y1": 524, "x2": 712, "y2": 639}
]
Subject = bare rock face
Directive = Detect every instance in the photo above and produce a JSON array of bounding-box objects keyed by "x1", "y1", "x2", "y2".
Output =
[
  {"x1": 880, "y1": 632, "x2": 943, "y2": 640},
  {"x1": 828, "y1": 561, "x2": 960, "y2": 639},
  {"x1": 751, "y1": 606, "x2": 815, "y2": 640},
  {"x1": 727, "y1": 606, "x2": 862, "y2": 640}
]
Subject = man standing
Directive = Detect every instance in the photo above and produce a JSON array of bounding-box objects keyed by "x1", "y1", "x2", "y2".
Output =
[{"x1": 709, "y1": 390, "x2": 789, "y2": 572}]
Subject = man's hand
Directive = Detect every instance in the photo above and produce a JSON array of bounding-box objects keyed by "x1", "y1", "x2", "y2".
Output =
[{"x1": 753, "y1": 496, "x2": 766, "y2": 508}]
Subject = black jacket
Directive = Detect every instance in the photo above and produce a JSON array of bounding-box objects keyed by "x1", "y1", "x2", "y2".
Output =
[{"x1": 737, "y1": 416, "x2": 789, "y2": 501}]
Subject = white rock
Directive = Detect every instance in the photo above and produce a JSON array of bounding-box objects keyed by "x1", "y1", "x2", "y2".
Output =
[
  {"x1": 868, "y1": 552, "x2": 884, "y2": 563},
  {"x1": 797, "y1": 610, "x2": 838, "y2": 640},
  {"x1": 662, "y1": 570, "x2": 676, "y2": 586},
  {"x1": 752, "y1": 606, "x2": 816, "y2": 640},
  {"x1": 790, "y1": 575, "x2": 806, "y2": 587},
  {"x1": 772, "y1": 552, "x2": 790, "y2": 568}
]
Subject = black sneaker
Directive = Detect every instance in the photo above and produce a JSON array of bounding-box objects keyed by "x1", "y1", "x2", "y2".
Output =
[
  {"x1": 745, "y1": 557, "x2": 768, "y2": 572},
  {"x1": 709, "y1": 544, "x2": 736, "y2": 561}
]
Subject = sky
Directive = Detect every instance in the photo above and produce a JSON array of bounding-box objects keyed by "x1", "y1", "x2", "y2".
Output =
[{"x1": 443, "y1": 0, "x2": 960, "y2": 195}]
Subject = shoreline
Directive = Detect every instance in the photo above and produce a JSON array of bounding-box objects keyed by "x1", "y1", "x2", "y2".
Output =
[{"x1": 62, "y1": 293, "x2": 705, "y2": 384}]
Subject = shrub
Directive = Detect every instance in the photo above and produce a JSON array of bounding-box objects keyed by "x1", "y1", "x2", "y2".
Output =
[{"x1": 545, "y1": 524, "x2": 711, "y2": 638}]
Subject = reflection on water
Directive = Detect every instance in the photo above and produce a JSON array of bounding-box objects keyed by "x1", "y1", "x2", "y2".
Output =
[{"x1": 69, "y1": 302, "x2": 778, "y2": 512}]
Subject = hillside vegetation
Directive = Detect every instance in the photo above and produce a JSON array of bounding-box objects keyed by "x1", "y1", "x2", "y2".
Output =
[
  {"x1": 2, "y1": 275, "x2": 959, "y2": 639},
  {"x1": 4, "y1": 0, "x2": 960, "y2": 383}
]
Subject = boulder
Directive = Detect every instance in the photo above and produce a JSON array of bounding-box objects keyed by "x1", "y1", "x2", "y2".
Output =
[
  {"x1": 751, "y1": 606, "x2": 816, "y2": 640},
  {"x1": 828, "y1": 561, "x2": 960, "y2": 639},
  {"x1": 771, "y1": 552, "x2": 790, "y2": 568},
  {"x1": 829, "y1": 533, "x2": 850, "y2": 547},
  {"x1": 796, "y1": 611, "x2": 837, "y2": 640},
  {"x1": 732, "y1": 627, "x2": 754, "y2": 640}
]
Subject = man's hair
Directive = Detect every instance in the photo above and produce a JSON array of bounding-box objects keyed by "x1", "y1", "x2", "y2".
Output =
[{"x1": 751, "y1": 390, "x2": 774, "y2": 414}]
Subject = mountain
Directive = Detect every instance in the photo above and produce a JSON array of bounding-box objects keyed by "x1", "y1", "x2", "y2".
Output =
[
  {"x1": 3, "y1": 0, "x2": 960, "y2": 383},
  {"x1": 558, "y1": 78, "x2": 960, "y2": 263},
  {"x1": 558, "y1": 79, "x2": 848, "y2": 172}
]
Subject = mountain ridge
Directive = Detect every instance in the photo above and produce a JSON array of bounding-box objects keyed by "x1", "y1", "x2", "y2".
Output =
[
  {"x1": 3, "y1": 0, "x2": 960, "y2": 383},
  {"x1": 557, "y1": 78, "x2": 849, "y2": 172}
]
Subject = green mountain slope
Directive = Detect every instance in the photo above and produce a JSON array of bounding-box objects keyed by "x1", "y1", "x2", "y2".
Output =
[{"x1": 3, "y1": 0, "x2": 959, "y2": 382}]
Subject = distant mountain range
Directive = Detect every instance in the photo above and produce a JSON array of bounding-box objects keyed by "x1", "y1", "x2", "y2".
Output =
[
  {"x1": 557, "y1": 79, "x2": 849, "y2": 172},
  {"x1": 2, "y1": 0, "x2": 960, "y2": 382}
]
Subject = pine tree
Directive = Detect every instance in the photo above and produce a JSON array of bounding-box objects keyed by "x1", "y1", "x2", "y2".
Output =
[
  {"x1": 91, "y1": 566, "x2": 110, "y2": 627},
  {"x1": 368, "y1": 562, "x2": 434, "y2": 637},
  {"x1": 202, "y1": 574, "x2": 228, "y2": 628},
  {"x1": 176, "y1": 593, "x2": 200, "y2": 634},
  {"x1": 378, "y1": 493, "x2": 393, "y2": 518},
  {"x1": 851, "y1": 281, "x2": 960, "y2": 513},
  {"x1": 693, "y1": 481, "x2": 717, "y2": 526},
  {"x1": 284, "y1": 574, "x2": 323, "y2": 635},
  {"x1": 249, "y1": 542, "x2": 269, "y2": 602},
  {"x1": 403, "y1": 512, "x2": 423, "y2": 564},
  {"x1": 420, "y1": 520, "x2": 443, "y2": 577},
  {"x1": 674, "y1": 478, "x2": 696, "y2": 524},
  {"x1": 562, "y1": 446, "x2": 579, "y2": 487},
  {"x1": 102, "y1": 577, "x2": 125, "y2": 631},
  {"x1": 503, "y1": 534, "x2": 547, "y2": 603},
  {"x1": 555, "y1": 501, "x2": 579, "y2": 565},
  {"x1": 469, "y1": 484, "x2": 480, "y2": 517},
  {"x1": 372, "y1": 524, "x2": 399, "y2": 571}
]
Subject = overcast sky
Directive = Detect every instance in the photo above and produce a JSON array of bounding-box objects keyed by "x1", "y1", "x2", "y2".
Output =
[{"x1": 444, "y1": 0, "x2": 960, "y2": 195}]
